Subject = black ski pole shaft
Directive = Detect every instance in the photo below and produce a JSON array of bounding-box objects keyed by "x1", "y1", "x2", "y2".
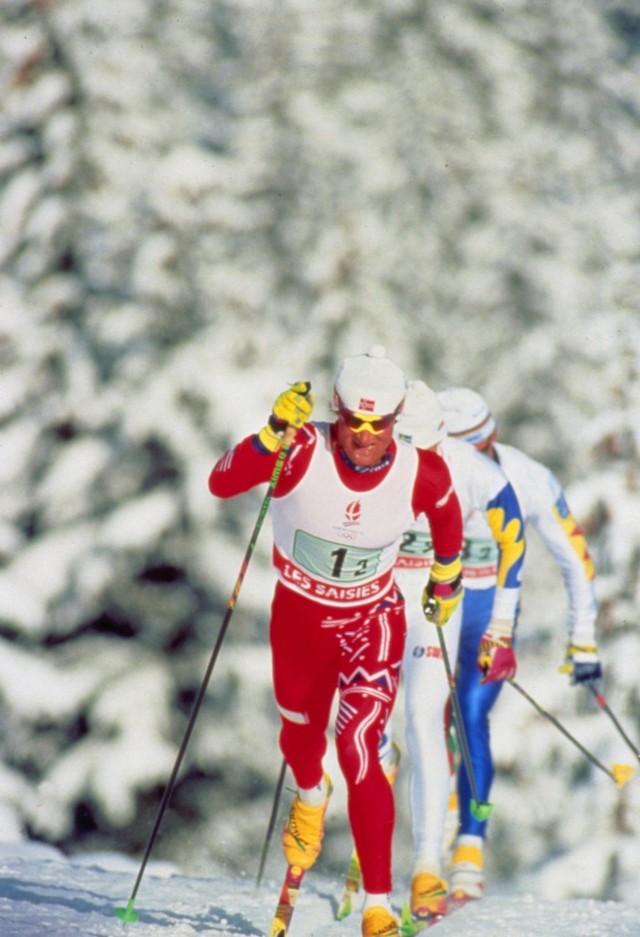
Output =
[
  {"x1": 116, "y1": 423, "x2": 301, "y2": 924},
  {"x1": 508, "y1": 679, "x2": 634, "y2": 788},
  {"x1": 434, "y1": 626, "x2": 493, "y2": 820},
  {"x1": 256, "y1": 757, "x2": 287, "y2": 887},
  {"x1": 589, "y1": 685, "x2": 640, "y2": 762}
]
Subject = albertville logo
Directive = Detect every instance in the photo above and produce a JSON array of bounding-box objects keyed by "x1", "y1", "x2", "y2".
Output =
[
  {"x1": 358, "y1": 398, "x2": 376, "y2": 412},
  {"x1": 344, "y1": 500, "x2": 362, "y2": 526}
]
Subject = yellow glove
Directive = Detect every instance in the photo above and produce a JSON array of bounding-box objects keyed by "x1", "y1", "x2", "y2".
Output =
[
  {"x1": 258, "y1": 381, "x2": 315, "y2": 452},
  {"x1": 422, "y1": 557, "x2": 463, "y2": 627}
]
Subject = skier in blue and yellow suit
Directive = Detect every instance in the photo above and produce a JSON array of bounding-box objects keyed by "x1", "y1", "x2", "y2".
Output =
[{"x1": 437, "y1": 387, "x2": 601, "y2": 905}]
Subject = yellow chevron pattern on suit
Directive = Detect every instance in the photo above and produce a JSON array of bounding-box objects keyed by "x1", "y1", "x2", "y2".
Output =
[{"x1": 552, "y1": 495, "x2": 596, "y2": 580}]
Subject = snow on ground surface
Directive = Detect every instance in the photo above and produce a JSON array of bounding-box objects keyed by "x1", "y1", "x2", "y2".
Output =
[{"x1": 1, "y1": 841, "x2": 639, "y2": 937}]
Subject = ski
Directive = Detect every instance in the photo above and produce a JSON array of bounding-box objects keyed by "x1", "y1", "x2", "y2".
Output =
[
  {"x1": 449, "y1": 893, "x2": 477, "y2": 911},
  {"x1": 399, "y1": 895, "x2": 472, "y2": 935},
  {"x1": 337, "y1": 851, "x2": 362, "y2": 920},
  {"x1": 399, "y1": 902, "x2": 444, "y2": 935},
  {"x1": 269, "y1": 863, "x2": 305, "y2": 937}
]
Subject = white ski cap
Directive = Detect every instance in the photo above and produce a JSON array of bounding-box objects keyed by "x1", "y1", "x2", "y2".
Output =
[
  {"x1": 437, "y1": 386, "x2": 496, "y2": 445},
  {"x1": 334, "y1": 344, "x2": 406, "y2": 415},
  {"x1": 395, "y1": 379, "x2": 446, "y2": 448}
]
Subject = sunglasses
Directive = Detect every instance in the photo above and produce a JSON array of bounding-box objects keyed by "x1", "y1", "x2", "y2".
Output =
[
  {"x1": 475, "y1": 438, "x2": 494, "y2": 452},
  {"x1": 338, "y1": 404, "x2": 399, "y2": 435}
]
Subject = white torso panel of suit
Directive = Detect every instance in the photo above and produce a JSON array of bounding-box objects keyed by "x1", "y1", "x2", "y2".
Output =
[
  {"x1": 395, "y1": 436, "x2": 512, "y2": 628},
  {"x1": 271, "y1": 422, "x2": 419, "y2": 607}
]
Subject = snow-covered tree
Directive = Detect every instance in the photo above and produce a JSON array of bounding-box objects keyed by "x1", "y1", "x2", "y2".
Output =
[{"x1": 0, "y1": 0, "x2": 639, "y2": 893}]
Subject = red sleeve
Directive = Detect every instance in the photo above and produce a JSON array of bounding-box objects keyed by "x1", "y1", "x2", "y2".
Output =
[
  {"x1": 412, "y1": 449, "x2": 463, "y2": 560},
  {"x1": 208, "y1": 426, "x2": 316, "y2": 498}
]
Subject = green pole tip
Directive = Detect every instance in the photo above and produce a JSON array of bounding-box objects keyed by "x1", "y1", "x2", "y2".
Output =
[
  {"x1": 115, "y1": 899, "x2": 139, "y2": 923},
  {"x1": 470, "y1": 798, "x2": 494, "y2": 821},
  {"x1": 400, "y1": 901, "x2": 416, "y2": 937}
]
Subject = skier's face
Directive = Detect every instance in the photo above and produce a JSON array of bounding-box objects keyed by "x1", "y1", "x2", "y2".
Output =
[
  {"x1": 336, "y1": 415, "x2": 395, "y2": 467},
  {"x1": 474, "y1": 430, "x2": 498, "y2": 461}
]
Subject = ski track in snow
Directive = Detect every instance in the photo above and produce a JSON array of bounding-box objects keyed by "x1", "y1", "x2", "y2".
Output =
[{"x1": 0, "y1": 843, "x2": 639, "y2": 937}]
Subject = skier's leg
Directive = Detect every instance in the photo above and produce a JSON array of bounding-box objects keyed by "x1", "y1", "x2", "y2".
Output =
[
  {"x1": 334, "y1": 590, "x2": 406, "y2": 897},
  {"x1": 270, "y1": 583, "x2": 336, "y2": 789},
  {"x1": 404, "y1": 602, "x2": 463, "y2": 870},
  {"x1": 455, "y1": 587, "x2": 500, "y2": 837}
]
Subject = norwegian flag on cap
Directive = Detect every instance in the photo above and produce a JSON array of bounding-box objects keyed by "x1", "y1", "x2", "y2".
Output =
[{"x1": 358, "y1": 398, "x2": 376, "y2": 412}]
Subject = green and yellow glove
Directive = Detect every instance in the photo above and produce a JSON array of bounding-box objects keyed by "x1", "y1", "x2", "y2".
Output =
[
  {"x1": 258, "y1": 381, "x2": 315, "y2": 452},
  {"x1": 422, "y1": 557, "x2": 464, "y2": 627}
]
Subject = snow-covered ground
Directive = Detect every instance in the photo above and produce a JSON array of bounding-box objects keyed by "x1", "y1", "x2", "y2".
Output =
[{"x1": 1, "y1": 840, "x2": 639, "y2": 937}]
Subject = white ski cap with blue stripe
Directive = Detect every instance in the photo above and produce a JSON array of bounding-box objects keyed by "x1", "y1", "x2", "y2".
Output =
[{"x1": 436, "y1": 386, "x2": 496, "y2": 445}]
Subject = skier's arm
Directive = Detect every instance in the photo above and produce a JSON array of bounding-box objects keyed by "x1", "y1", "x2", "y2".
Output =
[
  {"x1": 209, "y1": 382, "x2": 316, "y2": 498},
  {"x1": 209, "y1": 434, "x2": 283, "y2": 497},
  {"x1": 478, "y1": 481, "x2": 525, "y2": 684},
  {"x1": 412, "y1": 449, "x2": 464, "y2": 559},
  {"x1": 413, "y1": 449, "x2": 464, "y2": 626},
  {"x1": 530, "y1": 478, "x2": 600, "y2": 685}
]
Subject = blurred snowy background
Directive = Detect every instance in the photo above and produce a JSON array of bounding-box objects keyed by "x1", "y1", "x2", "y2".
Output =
[{"x1": 1, "y1": 0, "x2": 639, "y2": 907}]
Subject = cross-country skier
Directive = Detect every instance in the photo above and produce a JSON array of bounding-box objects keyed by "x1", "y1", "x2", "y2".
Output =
[
  {"x1": 208, "y1": 347, "x2": 464, "y2": 937},
  {"x1": 393, "y1": 380, "x2": 526, "y2": 925},
  {"x1": 436, "y1": 386, "x2": 602, "y2": 905}
]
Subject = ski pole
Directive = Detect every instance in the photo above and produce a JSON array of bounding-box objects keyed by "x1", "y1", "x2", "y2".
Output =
[
  {"x1": 116, "y1": 414, "x2": 305, "y2": 924},
  {"x1": 508, "y1": 679, "x2": 635, "y2": 789},
  {"x1": 433, "y1": 625, "x2": 494, "y2": 821},
  {"x1": 256, "y1": 757, "x2": 288, "y2": 887},
  {"x1": 588, "y1": 684, "x2": 640, "y2": 763}
]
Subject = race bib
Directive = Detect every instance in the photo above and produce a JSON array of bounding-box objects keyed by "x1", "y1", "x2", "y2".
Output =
[
  {"x1": 293, "y1": 529, "x2": 383, "y2": 582},
  {"x1": 398, "y1": 529, "x2": 433, "y2": 559},
  {"x1": 462, "y1": 537, "x2": 499, "y2": 567}
]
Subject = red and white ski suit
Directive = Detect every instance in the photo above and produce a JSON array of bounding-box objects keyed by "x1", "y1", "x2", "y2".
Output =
[{"x1": 209, "y1": 421, "x2": 462, "y2": 894}]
